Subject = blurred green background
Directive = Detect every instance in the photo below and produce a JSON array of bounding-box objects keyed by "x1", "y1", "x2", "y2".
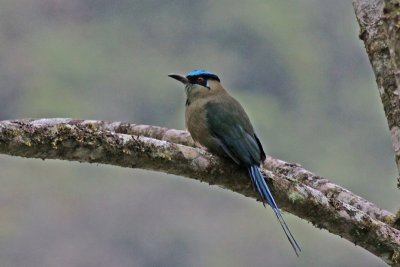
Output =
[{"x1": 0, "y1": 0, "x2": 398, "y2": 266}]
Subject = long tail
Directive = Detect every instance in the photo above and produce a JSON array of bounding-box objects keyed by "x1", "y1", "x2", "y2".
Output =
[{"x1": 248, "y1": 165, "x2": 301, "y2": 256}]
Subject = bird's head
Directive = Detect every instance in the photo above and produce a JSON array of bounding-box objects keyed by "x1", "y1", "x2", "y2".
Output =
[{"x1": 169, "y1": 70, "x2": 222, "y2": 100}]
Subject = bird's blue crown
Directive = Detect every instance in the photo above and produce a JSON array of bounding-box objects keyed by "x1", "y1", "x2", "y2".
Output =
[
  {"x1": 186, "y1": 70, "x2": 220, "y2": 82},
  {"x1": 186, "y1": 70, "x2": 216, "y2": 77}
]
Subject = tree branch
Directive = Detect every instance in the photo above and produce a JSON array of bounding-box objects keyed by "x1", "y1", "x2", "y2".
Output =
[
  {"x1": 0, "y1": 118, "x2": 399, "y2": 265},
  {"x1": 353, "y1": 0, "x2": 400, "y2": 186},
  {"x1": 78, "y1": 119, "x2": 394, "y2": 222}
]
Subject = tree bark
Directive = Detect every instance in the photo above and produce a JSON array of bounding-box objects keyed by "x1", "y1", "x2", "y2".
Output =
[
  {"x1": 0, "y1": 118, "x2": 398, "y2": 266},
  {"x1": 353, "y1": 0, "x2": 400, "y2": 187}
]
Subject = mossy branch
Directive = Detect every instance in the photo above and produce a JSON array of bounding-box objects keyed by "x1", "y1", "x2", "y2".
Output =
[{"x1": 0, "y1": 118, "x2": 398, "y2": 266}]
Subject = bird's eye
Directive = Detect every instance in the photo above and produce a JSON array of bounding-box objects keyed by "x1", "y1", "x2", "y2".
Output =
[{"x1": 197, "y1": 77, "x2": 205, "y2": 83}]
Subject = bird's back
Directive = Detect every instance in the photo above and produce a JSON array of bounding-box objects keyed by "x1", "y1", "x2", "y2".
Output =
[{"x1": 186, "y1": 90, "x2": 265, "y2": 166}]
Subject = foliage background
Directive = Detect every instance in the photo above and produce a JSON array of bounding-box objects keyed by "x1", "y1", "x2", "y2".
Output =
[{"x1": 0, "y1": 0, "x2": 398, "y2": 266}]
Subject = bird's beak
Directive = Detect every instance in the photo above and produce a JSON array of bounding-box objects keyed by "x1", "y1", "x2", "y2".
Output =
[{"x1": 168, "y1": 74, "x2": 189, "y2": 84}]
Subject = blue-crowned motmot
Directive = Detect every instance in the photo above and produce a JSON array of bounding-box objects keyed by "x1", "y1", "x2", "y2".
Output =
[{"x1": 169, "y1": 70, "x2": 301, "y2": 256}]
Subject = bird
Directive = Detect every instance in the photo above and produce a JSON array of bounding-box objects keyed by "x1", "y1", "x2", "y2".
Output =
[{"x1": 169, "y1": 70, "x2": 301, "y2": 256}]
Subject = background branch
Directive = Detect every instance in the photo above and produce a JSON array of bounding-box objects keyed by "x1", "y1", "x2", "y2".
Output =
[
  {"x1": 0, "y1": 118, "x2": 399, "y2": 266},
  {"x1": 353, "y1": 0, "x2": 400, "y2": 186}
]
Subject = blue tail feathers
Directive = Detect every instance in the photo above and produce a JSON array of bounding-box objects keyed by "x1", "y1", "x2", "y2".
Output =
[{"x1": 248, "y1": 165, "x2": 301, "y2": 256}]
